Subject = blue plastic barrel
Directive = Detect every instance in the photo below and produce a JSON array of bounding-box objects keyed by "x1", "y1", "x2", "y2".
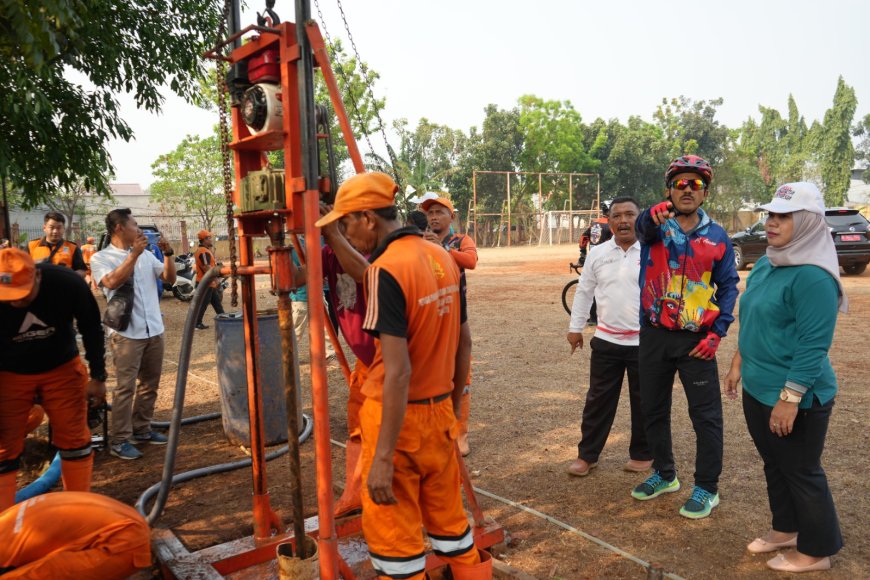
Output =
[{"x1": 214, "y1": 311, "x2": 302, "y2": 447}]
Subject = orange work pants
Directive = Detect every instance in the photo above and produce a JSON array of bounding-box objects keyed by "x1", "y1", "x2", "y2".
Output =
[
  {"x1": 0, "y1": 492, "x2": 151, "y2": 579},
  {"x1": 347, "y1": 359, "x2": 369, "y2": 438},
  {"x1": 0, "y1": 357, "x2": 93, "y2": 511},
  {"x1": 359, "y1": 397, "x2": 479, "y2": 579}
]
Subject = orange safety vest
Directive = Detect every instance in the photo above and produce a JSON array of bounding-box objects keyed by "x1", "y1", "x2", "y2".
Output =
[
  {"x1": 194, "y1": 245, "x2": 217, "y2": 286},
  {"x1": 28, "y1": 239, "x2": 78, "y2": 269},
  {"x1": 80, "y1": 243, "x2": 96, "y2": 265}
]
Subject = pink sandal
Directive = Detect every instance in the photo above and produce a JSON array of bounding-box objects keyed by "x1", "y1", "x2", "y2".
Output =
[
  {"x1": 766, "y1": 553, "x2": 831, "y2": 572},
  {"x1": 747, "y1": 535, "x2": 797, "y2": 554}
]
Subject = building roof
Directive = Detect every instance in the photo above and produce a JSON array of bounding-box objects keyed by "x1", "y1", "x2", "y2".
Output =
[{"x1": 110, "y1": 183, "x2": 147, "y2": 197}]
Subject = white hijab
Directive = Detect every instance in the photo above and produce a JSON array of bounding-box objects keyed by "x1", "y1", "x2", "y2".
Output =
[{"x1": 766, "y1": 210, "x2": 848, "y2": 313}]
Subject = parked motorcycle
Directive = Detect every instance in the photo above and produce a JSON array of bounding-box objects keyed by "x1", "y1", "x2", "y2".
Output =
[{"x1": 167, "y1": 253, "x2": 195, "y2": 302}]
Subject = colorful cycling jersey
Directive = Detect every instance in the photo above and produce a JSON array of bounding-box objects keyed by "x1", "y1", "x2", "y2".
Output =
[{"x1": 636, "y1": 207, "x2": 739, "y2": 337}]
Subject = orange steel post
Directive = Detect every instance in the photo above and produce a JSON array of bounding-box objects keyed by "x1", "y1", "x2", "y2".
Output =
[
  {"x1": 239, "y1": 234, "x2": 282, "y2": 540},
  {"x1": 302, "y1": 188, "x2": 340, "y2": 578},
  {"x1": 307, "y1": 22, "x2": 365, "y2": 174}
]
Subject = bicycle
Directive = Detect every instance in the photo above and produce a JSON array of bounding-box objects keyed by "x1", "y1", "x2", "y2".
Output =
[{"x1": 561, "y1": 260, "x2": 582, "y2": 314}]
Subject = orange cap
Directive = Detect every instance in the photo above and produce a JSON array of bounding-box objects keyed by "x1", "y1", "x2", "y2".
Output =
[
  {"x1": 197, "y1": 230, "x2": 212, "y2": 241},
  {"x1": 315, "y1": 172, "x2": 398, "y2": 227},
  {"x1": 86, "y1": 236, "x2": 95, "y2": 243},
  {"x1": 420, "y1": 196, "x2": 454, "y2": 213},
  {"x1": 0, "y1": 249, "x2": 37, "y2": 301}
]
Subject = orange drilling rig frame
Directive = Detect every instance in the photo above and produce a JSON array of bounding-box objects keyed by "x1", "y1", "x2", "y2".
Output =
[{"x1": 150, "y1": 2, "x2": 504, "y2": 578}]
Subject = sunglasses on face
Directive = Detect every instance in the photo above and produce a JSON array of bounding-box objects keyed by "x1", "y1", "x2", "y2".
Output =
[{"x1": 670, "y1": 178, "x2": 706, "y2": 191}]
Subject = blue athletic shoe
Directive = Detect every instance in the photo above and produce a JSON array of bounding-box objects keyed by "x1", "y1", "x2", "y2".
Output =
[
  {"x1": 133, "y1": 431, "x2": 168, "y2": 445},
  {"x1": 679, "y1": 486, "x2": 720, "y2": 519},
  {"x1": 110, "y1": 441, "x2": 143, "y2": 460},
  {"x1": 631, "y1": 471, "x2": 681, "y2": 500}
]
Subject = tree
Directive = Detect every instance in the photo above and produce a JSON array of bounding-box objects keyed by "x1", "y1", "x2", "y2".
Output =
[
  {"x1": 445, "y1": 104, "x2": 524, "y2": 214},
  {"x1": 598, "y1": 116, "x2": 670, "y2": 207},
  {"x1": 1, "y1": 0, "x2": 222, "y2": 208},
  {"x1": 516, "y1": 96, "x2": 599, "y2": 211},
  {"x1": 366, "y1": 118, "x2": 467, "y2": 212},
  {"x1": 150, "y1": 133, "x2": 224, "y2": 231},
  {"x1": 818, "y1": 77, "x2": 857, "y2": 206},
  {"x1": 852, "y1": 113, "x2": 870, "y2": 183},
  {"x1": 653, "y1": 96, "x2": 730, "y2": 165}
]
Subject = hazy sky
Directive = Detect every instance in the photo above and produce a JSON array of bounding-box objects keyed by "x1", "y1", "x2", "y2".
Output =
[{"x1": 107, "y1": 0, "x2": 870, "y2": 187}]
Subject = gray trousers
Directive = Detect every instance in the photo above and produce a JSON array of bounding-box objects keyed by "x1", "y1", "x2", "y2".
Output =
[{"x1": 110, "y1": 333, "x2": 164, "y2": 444}]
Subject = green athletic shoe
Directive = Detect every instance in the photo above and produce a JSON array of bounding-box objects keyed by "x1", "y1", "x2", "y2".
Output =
[
  {"x1": 679, "y1": 486, "x2": 720, "y2": 519},
  {"x1": 631, "y1": 471, "x2": 681, "y2": 500}
]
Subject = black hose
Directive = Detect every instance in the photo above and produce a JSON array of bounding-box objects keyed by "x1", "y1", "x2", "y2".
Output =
[
  {"x1": 150, "y1": 412, "x2": 222, "y2": 429},
  {"x1": 135, "y1": 414, "x2": 313, "y2": 517},
  {"x1": 143, "y1": 266, "x2": 222, "y2": 525}
]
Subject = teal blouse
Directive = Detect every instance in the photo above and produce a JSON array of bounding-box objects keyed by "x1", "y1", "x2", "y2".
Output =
[{"x1": 738, "y1": 256, "x2": 839, "y2": 409}]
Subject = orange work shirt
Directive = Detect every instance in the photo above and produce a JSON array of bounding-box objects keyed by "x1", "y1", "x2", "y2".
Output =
[{"x1": 361, "y1": 228, "x2": 462, "y2": 402}]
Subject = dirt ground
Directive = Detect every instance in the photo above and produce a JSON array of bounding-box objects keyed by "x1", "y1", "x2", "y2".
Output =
[{"x1": 19, "y1": 244, "x2": 870, "y2": 579}]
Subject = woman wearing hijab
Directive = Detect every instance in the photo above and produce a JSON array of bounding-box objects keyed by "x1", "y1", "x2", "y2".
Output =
[{"x1": 724, "y1": 182, "x2": 847, "y2": 573}]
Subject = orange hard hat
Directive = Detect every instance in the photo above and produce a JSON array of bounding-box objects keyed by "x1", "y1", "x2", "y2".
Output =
[
  {"x1": 0, "y1": 249, "x2": 37, "y2": 301},
  {"x1": 197, "y1": 230, "x2": 212, "y2": 241},
  {"x1": 86, "y1": 236, "x2": 95, "y2": 243}
]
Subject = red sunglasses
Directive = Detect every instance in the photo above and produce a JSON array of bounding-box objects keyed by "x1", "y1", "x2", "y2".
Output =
[{"x1": 670, "y1": 178, "x2": 706, "y2": 191}]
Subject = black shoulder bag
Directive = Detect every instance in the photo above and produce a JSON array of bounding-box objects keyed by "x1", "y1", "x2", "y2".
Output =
[{"x1": 103, "y1": 276, "x2": 135, "y2": 331}]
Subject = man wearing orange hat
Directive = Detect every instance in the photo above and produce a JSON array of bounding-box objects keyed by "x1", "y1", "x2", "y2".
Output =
[
  {"x1": 0, "y1": 491, "x2": 152, "y2": 578},
  {"x1": 422, "y1": 196, "x2": 478, "y2": 457},
  {"x1": 194, "y1": 230, "x2": 224, "y2": 330},
  {"x1": 316, "y1": 172, "x2": 489, "y2": 580},
  {"x1": 0, "y1": 249, "x2": 107, "y2": 511}
]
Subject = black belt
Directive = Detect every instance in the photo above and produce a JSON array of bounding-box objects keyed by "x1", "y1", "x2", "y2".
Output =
[{"x1": 408, "y1": 392, "x2": 451, "y2": 405}]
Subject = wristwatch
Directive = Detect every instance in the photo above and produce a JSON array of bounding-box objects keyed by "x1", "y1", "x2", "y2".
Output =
[{"x1": 779, "y1": 388, "x2": 802, "y2": 404}]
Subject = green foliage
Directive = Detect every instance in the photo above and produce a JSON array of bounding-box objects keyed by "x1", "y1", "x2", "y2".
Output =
[
  {"x1": 150, "y1": 133, "x2": 224, "y2": 230},
  {"x1": 819, "y1": 77, "x2": 857, "y2": 206},
  {"x1": 445, "y1": 104, "x2": 524, "y2": 213},
  {"x1": 597, "y1": 116, "x2": 670, "y2": 207},
  {"x1": 0, "y1": 0, "x2": 222, "y2": 208},
  {"x1": 852, "y1": 113, "x2": 870, "y2": 183},
  {"x1": 654, "y1": 97, "x2": 730, "y2": 164},
  {"x1": 367, "y1": 118, "x2": 466, "y2": 212}
]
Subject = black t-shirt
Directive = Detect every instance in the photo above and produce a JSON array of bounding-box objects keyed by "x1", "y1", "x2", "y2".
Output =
[
  {"x1": 0, "y1": 264, "x2": 106, "y2": 377},
  {"x1": 588, "y1": 221, "x2": 612, "y2": 246}
]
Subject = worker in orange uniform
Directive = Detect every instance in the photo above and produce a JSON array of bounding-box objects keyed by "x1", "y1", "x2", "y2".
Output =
[
  {"x1": 0, "y1": 491, "x2": 151, "y2": 578},
  {"x1": 193, "y1": 230, "x2": 224, "y2": 330},
  {"x1": 80, "y1": 236, "x2": 97, "y2": 290},
  {"x1": 422, "y1": 196, "x2": 478, "y2": 456},
  {"x1": 316, "y1": 172, "x2": 491, "y2": 580},
  {"x1": 27, "y1": 211, "x2": 87, "y2": 277},
  {"x1": 0, "y1": 249, "x2": 106, "y2": 512}
]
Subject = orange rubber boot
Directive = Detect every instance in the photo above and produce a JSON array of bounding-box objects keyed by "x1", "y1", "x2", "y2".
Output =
[
  {"x1": 0, "y1": 471, "x2": 17, "y2": 512},
  {"x1": 334, "y1": 438, "x2": 363, "y2": 517},
  {"x1": 450, "y1": 549, "x2": 492, "y2": 580},
  {"x1": 458, "y1": 392, "x2": 471, "y2": 457},
  {"x1": 60, "y1": 453, "x2": 93, "y2": 492}
]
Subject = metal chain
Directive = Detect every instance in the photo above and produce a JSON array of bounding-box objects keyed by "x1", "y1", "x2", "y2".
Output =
[
  {"x1": 313, "y1": 0, "x2": 376, "y2": 161},
  {"x1": 216, "y1": 0, "x2": 239, "y2": 307},
  {"x1": 313, "y1": 0, "x2": 403, "y2": 190}
]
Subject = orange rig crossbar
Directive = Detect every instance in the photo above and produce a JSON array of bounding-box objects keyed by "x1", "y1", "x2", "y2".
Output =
[{"x1": 153, "y1": 11, "x2": 503, "y2": 580}]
